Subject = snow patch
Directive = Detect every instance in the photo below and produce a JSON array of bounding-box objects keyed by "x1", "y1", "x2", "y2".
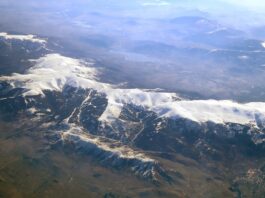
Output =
[
  {"x1": 60, "y1": 126, "x2": 155, "y2": 162},
  {"x1": 58, "y1": 125, "x2": 165, "y2": 180},
  {"x1": 207, "y1": 27, "x2": 227, "y2": 34},
  {"x1": 151, "y1": 100, "x2": 265, "y2": 126},
  {"x1": 0, "y1": 54, "x2": 99, "y2": 96},
  {"x1": 261, "y1": 42, "x2": 265, "y2": 48},
  {"x1": 238, "y1": 55, "x2": 249, "y2": 60},
  {"x1": 0, "y1": 32, "x2": 46, "y2": 44}
]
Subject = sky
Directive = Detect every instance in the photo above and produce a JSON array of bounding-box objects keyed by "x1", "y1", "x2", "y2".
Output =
[
  {"x1": 141, "y1": 0, "x2": 265, "y2": 28},
  {"x1": 223, "y1": 0, "x2": 265, "y2": 9},
  {"x1": 0, "y1": 0, "x2": 265, "y2": 29},
  {"x1": 152, "y1": 0, "x2": 265, "y2": 9}
]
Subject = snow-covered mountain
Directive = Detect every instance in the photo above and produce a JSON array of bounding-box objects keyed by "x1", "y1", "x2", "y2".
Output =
[
  {"x1": 1, "y1": 33, "x2": 265, "y2": 183},
  {"x1": 2, "y1": 51, "x2": 265, "y2": 128}
]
